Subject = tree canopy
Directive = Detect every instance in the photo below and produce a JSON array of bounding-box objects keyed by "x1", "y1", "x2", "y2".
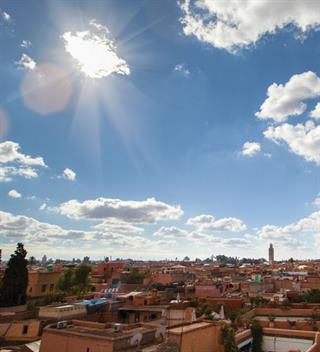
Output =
[
  {"x1": 125, "y1": 270, "x2": 145, "y2": 284},
  {"x1": 0, "y1": 243, "x2": 29, "y2": 307},
  {"x1": 220, "y1": 323, "x2": 238, "y2": 352},
  {"x1": 251, "y1": 321, "x2": 263, "y2": 352},
  {"x1": 55, "y1": 264, "x2": 91, "y2": 295}
]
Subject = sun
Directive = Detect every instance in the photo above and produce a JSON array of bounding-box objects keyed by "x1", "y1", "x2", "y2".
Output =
[{"x1": 62, "y1": 20, "x2": 130, "y2": 79}]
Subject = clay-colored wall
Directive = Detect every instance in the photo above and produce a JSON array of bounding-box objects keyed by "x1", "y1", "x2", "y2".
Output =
[
  {"x1": 205, "y1": 298, "x2": 244, "y2": 311},
  {"x1": 168, "y1": 324, "x2": 223, "y2": 352},
  {"x1": 40, "y1": 330, "x2": 114, "y2": 352},
  {"x1": 27, "y1": 272, "x2": 61, "y2": 298},
  {"x1": 4, "y1": 320, "x2": 40, "y2": 341}
]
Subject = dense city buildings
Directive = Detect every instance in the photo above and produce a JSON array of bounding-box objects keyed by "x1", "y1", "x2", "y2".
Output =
[{"x1": 1, "y1": 243, "x2": 320, "y2": 351}]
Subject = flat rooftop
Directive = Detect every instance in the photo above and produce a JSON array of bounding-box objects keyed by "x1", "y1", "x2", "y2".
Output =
[
  {"x1": 118, "y1": 305, "x2": 169, "y2": 312},
  {"x1": 47, "y1": 322, "x2": 157, "y2": 340},
  {"x1": 169, "y1": 322, "x2": 213, "y2": 334}
]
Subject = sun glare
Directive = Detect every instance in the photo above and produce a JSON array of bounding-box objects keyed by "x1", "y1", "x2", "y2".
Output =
[{"x1": 62, "y1": 20, "x2": 130, "y2": 79}]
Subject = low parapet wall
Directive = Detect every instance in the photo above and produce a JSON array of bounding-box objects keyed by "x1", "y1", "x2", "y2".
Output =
[{"x1": 235, "y1": 329, "x2": 252, "y2": 345}]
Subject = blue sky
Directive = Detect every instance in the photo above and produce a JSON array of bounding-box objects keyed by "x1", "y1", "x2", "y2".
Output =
[{"x1": 1, "y1": 0, "x2": 320, "y2": 260}]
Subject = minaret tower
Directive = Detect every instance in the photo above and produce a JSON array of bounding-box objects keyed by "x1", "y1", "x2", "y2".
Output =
[{"x1": 269, "y1": 243, "x2": 274, "y2": 265}]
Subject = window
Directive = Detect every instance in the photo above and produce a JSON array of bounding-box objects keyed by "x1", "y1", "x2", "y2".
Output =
[
  {"x1": 41, "y1": 284, "x2": 47, "y2": 293},
  {"x1": 86, "y1": 348, "x2": 90, "y2": 352},
  {"x1": 50, "y1": 284, "x2": 54, "y2": 291},
  {"x1": 29, "y1": 287, "x2": 33, "y2": 293},
  {"x1": 22, "y1": 325, "x2": 29, "y2": 335}
]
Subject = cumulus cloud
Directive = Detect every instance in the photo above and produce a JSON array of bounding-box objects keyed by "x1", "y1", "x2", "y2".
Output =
[
  {"x1": 221, "y1": 237, "x2": 252, "y2": 247},
  {"x1": 257, "y1": 211, "x2": 320, "y2": 245},
  {"x1": 254, "y1": 72, "x2": 320, "y2": 164},
  {"x1": 310, "y1": 103, "x2": 320, "y2": 120},
  {"x1": 57, "y1": 197, "x2": 183, "y2": 224},
  {"x1": 187, "y1": 214, "x2": 246, "y2": 232},
  {"x1": 15, "y1": 53, "x2": 36, "y2": 71},
  {"x1": 8, "y1": 189, "x2": 21, "y2": 198},
  {"x1": 264, "y1": 121, "x2": 320, "y2": 164},
  {"x1": 58, "y1": 168, "x2": 76, "y2": 181},
  {"x1": 186, "y1": 231, "x2": 218, "y2": 243},
  {"x1": 241, "y1": 142, "x2": 261, "y2": 157},
  {"x1": 153, "y1": 226, "x2": 188, "y2": 238},
  {"x1": 0, "y1": 141, "x2": 46, "y2": 166},
  {"x1": 0, "y1": 141, "x2": 46, "y2": 182},
  {"x1": 0, "y1": 210, "x2": 178, "y2": 253},
  {"x1": 256, "y1": 71, "x2": 320, "y2": 123},
  {"x1": 92, "y1": 219, "x2": 144, "y2": 234},
  {"x1": 61, "y1": 19, "x2": 129, "y2": 79},
  {"x1": 179, "y1": 0, "x2": 320, "y2": 53},
  {"x1": 0, "y1": 210, "x2": 89, "y2": 243}
]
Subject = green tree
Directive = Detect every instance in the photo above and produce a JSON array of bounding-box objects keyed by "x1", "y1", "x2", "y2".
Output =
[
  {"x1": 126, "y1": 270, "x2": 145, "y2": 284},
  {"x1": 251, "y1": 321, "x2": 263, "y2": 352},
  {"x1": 302, "y1": 289, "x2": 320, "y2": 303},
  {"x1": 55, "y1": 264, "x2": 91, "y2": 295},
  {"x1": 55, "y1": 267, "x2": 74, "y2": 292},
  {"x1": 220, "y1": 323, "x2": 238, "y2": 352},
  {"x1": 0, "y1": 243, "x2": 28, "y2": 307},
  {"x1": 73, "y1": 264, "x2": 91, "y2": 291}
]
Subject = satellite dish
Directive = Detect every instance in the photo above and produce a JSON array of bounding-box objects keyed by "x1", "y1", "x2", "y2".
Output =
[{"x1": 130, "y1": 332, "x2": 143, "y2": 346}]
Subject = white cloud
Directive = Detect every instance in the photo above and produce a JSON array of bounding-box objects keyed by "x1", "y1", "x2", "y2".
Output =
[
  {"x1": 0, "y1": 210, "x2": 178, "y2": 254},
  {"x1": 256, "y1": 71, "x2": 320, "y2": 123},
  {"x1": 57, "y1": 197, "x2": 183, "y2": 224},
  {"x1": 186, "y1": 231, "x2": 218, "y2": 243},
  {"x1": 61, "y1": 19, "x2": 129, "y2": 79},
  {"x1": 0, "y1": 141, "x2": 46, "y2": 166},
  {"x1": 39, "y1": 203, "x2": 47, "y2": 211},
  {"x1": 310, "y1": 103, "x2": 320, "y2": 120},
  {"x1": 153, "y1": 226, "x2": 188, "y2": 238},
  {"x1": 8, "y1": 189, "x2": 21, "y2": 198},
  {"x1": 179, "y1": 0, "x2": 320, "y2": 53},
  {"x1": 264, "y1": 121, "x2": 320, "y2": 164},
  {"x1": 314, "y1": 195, "x2": 320, "y2": 208},
  {"x1": 20, "y1": 40, "x2": 31, "y2": 48},
  {"x1": 0, "y1": 166, "x2": 38, "y2": 182},
  {"x1": 1, "y1": 10, "x2": 11, "y2": 22},
  {"x1": 187, "y1": 214, "x2": 246, "y2": 232},
  {"x1": 92, "y1": 219, "x2": 144, "y2": 234},
  {"x1": 174, "y1": 63, "x2": 190, "y2": 76},
  {"x1": 0, "y1": 141, "x2": 46, "y2": 182},
  {"x1": 244, "y1": 233, "x2": 257, "y2": 240},
  {"x1": 58, "y1": 168, "x2": 76, "y2": 181},
  {"x1": 241, "y1": 141, "x2": 261, "y2": 157},
  {"x1": 15, "y1": 53, "x2": 36, "y2": 71},
  {"x1": 257, "y1": 211, "x2": 320, "y2": 244},
  {"x1": 222, "y1": 237, "x2": 252, "y2": 247},
  {"x1": 0, "y1": 210, "x2": 85, "y2": 243}
]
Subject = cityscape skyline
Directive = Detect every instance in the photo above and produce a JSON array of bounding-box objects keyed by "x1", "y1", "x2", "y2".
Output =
[{"x1": 2, "y1": 1, "x2": 320, "y2": 260}]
